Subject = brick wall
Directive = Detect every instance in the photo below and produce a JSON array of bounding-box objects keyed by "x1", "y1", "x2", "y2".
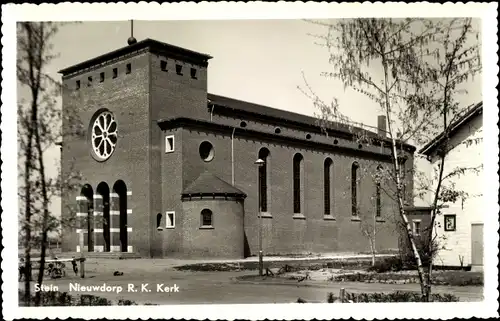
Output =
[
  {"x1": 173, "y1": 126, "x2": 403, "y2": 256},
  {"x1": 61, "y1": 51, "x2": 152, "y2": 256},
  {"x1": 179, "y1": 199, "x2": 245, "y2": 258},
  {"x1": 61, "y1": 43, "x2": 415, "y2": 258}
]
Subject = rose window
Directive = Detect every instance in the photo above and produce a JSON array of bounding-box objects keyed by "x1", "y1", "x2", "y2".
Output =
[{"x1": 90, "y1": 110, "x2": 118, "y2": 161}]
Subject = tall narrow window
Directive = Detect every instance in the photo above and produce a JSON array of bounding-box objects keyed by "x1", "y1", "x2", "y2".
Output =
[
  {"x1": 400, "y1": 159, "x2": 407, "y2": 204},
  {"x1": 258, "y1": 148, "x2": 270, "y2": 212},
  {"x1": 324, "y1": 158, "x2": 333, "y2": 215},
  {"x1": 351, "y1": 162, "x2": 359, "y2": 216},
  {"x1": 293, "y1": 153, "x2": 304, "y2": 214},
  {"x1": 156, "y1": 213, "x2": 162, "y2": 230},
  {"x1": 376, "y1": 182, "x2": 381, "y2": 217},
  {"x1": 376, "y1": 165, "x2": 382, "y2": 217}
]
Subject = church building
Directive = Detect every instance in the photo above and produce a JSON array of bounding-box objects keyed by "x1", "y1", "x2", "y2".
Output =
[{"x1": 59, "y1": 36, "x2": 416, "y2": 258}]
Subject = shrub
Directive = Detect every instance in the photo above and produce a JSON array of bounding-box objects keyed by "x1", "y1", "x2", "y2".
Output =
[
  {"x1": 19, "y1": 290, "x2": 141, "y2": 306},
  {"x1": 367, "y1": 256, "x2": 404, "y2": 273},
  {"x1": 117, "y1": 299, "x2": 137, "y2": 305},
  {"x1": 341, "y1": 291, "x2": 459, "y2": 302}
]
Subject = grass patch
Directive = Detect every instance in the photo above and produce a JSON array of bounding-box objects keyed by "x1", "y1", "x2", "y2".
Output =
[
  {"x1": 174, "y1": 258, "x2": 373, "y2": 272},
  {"x1": 328, "y1": 271, "x2": 483, "y2": 286}
]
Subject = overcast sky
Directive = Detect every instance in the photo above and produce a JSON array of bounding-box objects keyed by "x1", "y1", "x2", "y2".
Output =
[{"x1": 20, "y1": 19, "x2": 483, "y2": 213}]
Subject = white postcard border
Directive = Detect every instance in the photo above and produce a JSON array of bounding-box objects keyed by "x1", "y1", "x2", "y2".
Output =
[{"x1": 2, "y1": 2, "x2": 498, "y2": 320}]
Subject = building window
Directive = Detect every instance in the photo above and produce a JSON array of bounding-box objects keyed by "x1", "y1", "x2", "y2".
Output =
[
  {"x1": 400, "y1": 158, "x2": 407, "y2": 204},
  {"x1": 156, "y1": 213, "x2": 163, "y2": 230},
  {"x1": 126, "y1": 63, "x2": 131, "y2": 74},
  {"x1": 293, "y1": 153, "x2": 303, "y2": 214},
  {"x1": 87, "y1": 76, "x2": 92, "y2": 86},
  {"x1": 444, "y1": 215, "x2": 456, "y2": 231},
  {"x1": 176, "y1": 64, "x2": 183, "y2": 75},
  {"x1": 274, "y1": 127, "x2": 281, "y2": 134},
  {"x1": 112, "y1": 68, "x2": 118, "y2": 78},
  {"x1": 351, "y1": 162, "x2": 359, "y2": 216},
  {"x1": 324, "y1": 158, "x2": 333, "y2": 215},
  {"x1": 201, "y1": 209, "x2": 213, "y2": 227},
  {"x1": 100, "y1": 72, "x2": 105, "y2": 83},
  {"x1": 258, "y1": 148, "x2": 270, "y2": 212},
  {"x1": 413, "y1": 220, "x2": 421, "y2": 236},
  {"x1": 376, "y1": 165, "x2": 383, "y2": 217},
  {"x1": 190, "y1": 67, "x2": 197, "y2": 79},
  {"x1": 199, "y1": 141, "x2": 214, "y2": 162},
  {"x1": 240, "y1": 121, "x2": 247, "y2": 128},
  {"x1": 166, "y1": 211, "x2": 175, "y2": 228},
  {"x1": 376, "y1": 182, "x2": 381, "y2": 217},
  {"x1": 161, "y1": 60, "x2": 167, "y2": 72},
  {"x1": 305, "y1": 133, "x2": 312, "y2": 140},
  {"x1": 76, "y1": 80, "x2": 80, "y2": 90},
  {"x1": 165, "y1": 135, "x2": 174, "y2": 153}
]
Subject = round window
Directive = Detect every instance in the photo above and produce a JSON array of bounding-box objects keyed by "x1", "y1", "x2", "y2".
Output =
[
  {"x1": 89, "y1": 110, "x2": 118, "y2": 161},
  {"x1": 199, "y1": 141, "x2": 215, "y2": 162}
]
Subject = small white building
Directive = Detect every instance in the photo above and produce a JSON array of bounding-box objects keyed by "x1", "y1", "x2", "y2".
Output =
[{"x1": 419, "y1": 102, "x2": 483, "y2": 270}]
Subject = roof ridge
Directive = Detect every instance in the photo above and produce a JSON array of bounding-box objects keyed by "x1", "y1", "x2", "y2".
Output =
[{"x1": 182, "y1": 171, "x2": 246, "y2": 196}]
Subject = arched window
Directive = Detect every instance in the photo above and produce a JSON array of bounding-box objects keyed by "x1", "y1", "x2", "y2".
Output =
[
  {"x1": 376, "y1": 165, "x2": 383, "y2": 218},
  {"x1": 80, "y1": 184, "x2": 94, "y2": 252},
  {"x1": 97, "y1": 182, "x2": 111, "y2": 252},
  {"x1": 324, "y1": 158, "x2": 333, "y2": 215},
  {"x1": 351, "y1": 162, "x2": 359, "y2": 216},
  {"x1": 293, "y1": 153, "x2": 304, "y2": 214},
  {"x1": 258, "y1": 148, "x2": 270, "y2": 212},
  {"x1": 201, "y1": 209, "x2": 213, "y2": 227},
  {"x1": 400, "y1": 159, "x2": 407, "y2": 204}
]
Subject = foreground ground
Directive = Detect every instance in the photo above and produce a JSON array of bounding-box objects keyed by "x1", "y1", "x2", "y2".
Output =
[{"x1": 19, "y1": 258, "x2": 483, "y2": 304}]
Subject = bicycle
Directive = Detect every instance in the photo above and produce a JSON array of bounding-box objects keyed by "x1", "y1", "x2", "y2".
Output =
[{"x1": 44, "y1": 261, "x2": 66, "y2": 279}]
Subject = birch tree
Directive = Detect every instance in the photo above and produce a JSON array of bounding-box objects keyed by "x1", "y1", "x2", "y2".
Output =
[
  {"x1": 17, "y1": 21, "x2": 83, "y2": 306},
  {"x1": 302, "y1": 18, "x2": 481, "y2": 301}
]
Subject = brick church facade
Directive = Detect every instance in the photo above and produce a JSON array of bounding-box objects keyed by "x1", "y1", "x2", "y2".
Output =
[{"x1": 60, "y1": 38, "x2": 416, "y2": 258}]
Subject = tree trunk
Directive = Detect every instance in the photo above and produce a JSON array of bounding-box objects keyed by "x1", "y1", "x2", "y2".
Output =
[
  {"x1": 23, "y1": 108, "x2": 35, "y2": 306},
  {"x1": 369, "y1": 240, "x2": 376, "y2": 266},
  {"x1": 381, "y1": 55, "x2": 428, "y2": 300}
]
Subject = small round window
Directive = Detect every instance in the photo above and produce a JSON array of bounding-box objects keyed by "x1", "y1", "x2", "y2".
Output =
[
  {"x1": 199, "y1": 141, "x2": 215, "y2": 162},
  {"x1": 89, "y1": 109, "x2": 118, "y2": 161}
]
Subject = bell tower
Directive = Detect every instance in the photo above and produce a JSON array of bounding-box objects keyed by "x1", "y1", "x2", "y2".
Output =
[{"x1": 59, "y1": 28, "x2": 212, "y2": 257}]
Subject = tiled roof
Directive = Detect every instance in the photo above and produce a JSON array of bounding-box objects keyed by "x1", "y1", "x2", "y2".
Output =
[
  {"x1": 182, "y1": 171, "x2": 246, "y2": 197},
  {"x1": 207, "y1": 93, "x2": 378, "y2": 138},
  {"x1": 419, "y1": 102, "x2": 483, "y2": 156},
  {"x1": 59, "y1": 38, "x2": 212, "y2": 76}
]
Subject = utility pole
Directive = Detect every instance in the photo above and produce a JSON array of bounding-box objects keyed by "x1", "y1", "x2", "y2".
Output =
[{"x1": 255, "y1": 158, "x2": 265, "y2": 276}]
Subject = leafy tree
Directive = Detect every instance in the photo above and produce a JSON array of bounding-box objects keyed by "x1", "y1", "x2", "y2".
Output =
[
  {"x1": 17, "y1": 22, "x2": 83, "y2": 306},
  {"x1": 302, "y1": 18, "x2": 481, "y2": 301}
]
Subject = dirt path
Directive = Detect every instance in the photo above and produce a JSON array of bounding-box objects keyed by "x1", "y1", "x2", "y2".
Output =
[{"x1": 19, "y1": 258, "x2": 483, "y2": 304}]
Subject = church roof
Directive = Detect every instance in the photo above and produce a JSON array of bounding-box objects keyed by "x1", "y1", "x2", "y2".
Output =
[
  {"x1": 182, "y1": 172, "x2": 246, "y2": 197},
  {"x1": 207, "y1": 93, "x2": 375, "y2": 138},
  {"x1": 59, "y1": 38, "x2": 212, "y2": 76}
]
